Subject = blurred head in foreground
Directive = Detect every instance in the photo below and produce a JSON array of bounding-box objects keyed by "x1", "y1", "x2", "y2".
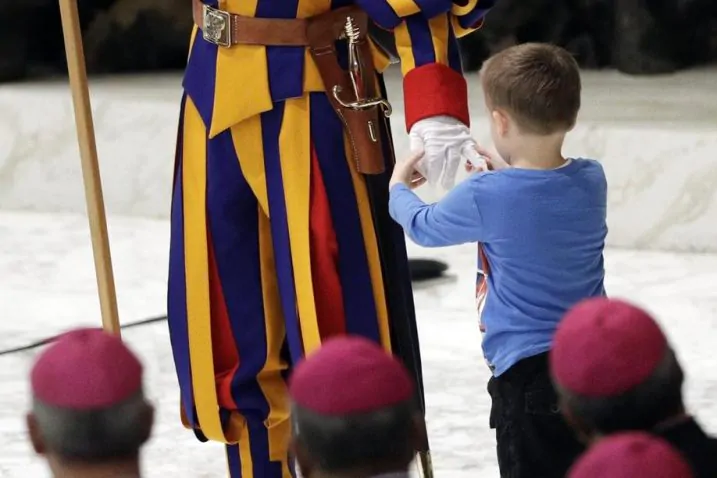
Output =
[
  {"x1": 288, "y1": 336, "x2": 424, "y2": 478},
  {"x1": 27, "y1": 328, "x2": 153, "y2": 478},
  {"x1": 550, "y1": 298, "x2": 684, "y2": 442},
  {"x1": 568, "y1": 432, "x2": 693, "y2": 478}
]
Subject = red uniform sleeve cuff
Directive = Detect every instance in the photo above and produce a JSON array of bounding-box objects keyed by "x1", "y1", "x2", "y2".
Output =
[{"x1": 403, "y1": 63, "x2": 470, "y2": 132}]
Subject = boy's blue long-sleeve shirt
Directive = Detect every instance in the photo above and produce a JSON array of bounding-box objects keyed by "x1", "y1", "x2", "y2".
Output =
[{"x1": 389, "y1": 159, "x2": 607, "y2": 376}]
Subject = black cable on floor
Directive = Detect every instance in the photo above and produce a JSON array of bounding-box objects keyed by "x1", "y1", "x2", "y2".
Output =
[
  {"x1": 0, "y1": 259, "x2": 449, "y2": 357},
  {"x1": 0, "y1": 315, "x2": 168, "y2": 356}
]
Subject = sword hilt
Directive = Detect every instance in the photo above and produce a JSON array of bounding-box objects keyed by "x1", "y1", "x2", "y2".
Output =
[
  {"x1": 343, "y1": 16, "x2": 361, "y2": 43},
  {"x1": 332, "y1": 85, "x2": 393, "y2": 117}
]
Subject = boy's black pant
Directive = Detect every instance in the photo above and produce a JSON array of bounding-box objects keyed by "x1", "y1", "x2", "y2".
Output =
[{"x1": 488, "y1": 352, "x2": 585, "y2": 478}]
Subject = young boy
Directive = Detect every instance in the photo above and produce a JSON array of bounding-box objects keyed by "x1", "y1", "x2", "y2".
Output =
[{"x1": 388, "y1": 43, "x2": 607, "y2": 478}]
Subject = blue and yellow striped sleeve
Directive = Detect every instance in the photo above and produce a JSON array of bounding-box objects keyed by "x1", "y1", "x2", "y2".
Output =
[{"x1": 356, "y1": 0, "x2": 494, "y2": 131}]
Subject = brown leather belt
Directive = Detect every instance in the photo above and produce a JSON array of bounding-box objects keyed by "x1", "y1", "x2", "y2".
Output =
[
  {"x1": 192, "y1": 0, "x2": 309, "y2": 47},
  {"x1": 191, "y1": 1, "x2": 390, "y2": 175}
]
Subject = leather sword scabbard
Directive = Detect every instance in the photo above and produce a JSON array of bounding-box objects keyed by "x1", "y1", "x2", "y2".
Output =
[{"x1": 306, "y1": 7, "x2": 386, "y2": 175}]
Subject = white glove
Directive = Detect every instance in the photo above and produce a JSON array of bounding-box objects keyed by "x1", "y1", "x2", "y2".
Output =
[{"x1": 408, "y1": 115, "x2": 486, "y2": 190}]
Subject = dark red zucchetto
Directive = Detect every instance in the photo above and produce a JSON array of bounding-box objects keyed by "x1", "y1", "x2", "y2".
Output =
[
  {"x1": 550, "y1": 298, "x2": 668, "y2": 397},
  {"x1": 289, "y1": 336, "x2": 414, "y2": 416},
  {"x1": 568, "y1": 432, "x2": 693, "y2": 477},
  {"x1": 31, "y1": 328, "x2": 143, "y2": 410}
]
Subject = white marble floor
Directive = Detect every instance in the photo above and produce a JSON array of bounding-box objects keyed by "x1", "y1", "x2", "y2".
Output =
[{"x1": 2, "y1": 211, "x2": 717, "y2": 477}]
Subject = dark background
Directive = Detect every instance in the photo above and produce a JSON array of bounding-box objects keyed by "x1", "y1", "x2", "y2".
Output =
[{"x1": 1, "y1": 0, "x2": 716, "y2": 83}]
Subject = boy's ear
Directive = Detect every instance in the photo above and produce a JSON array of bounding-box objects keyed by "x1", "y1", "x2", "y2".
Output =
[{"x1": 491, "y1": 110, "x2": 509, "y2": 137}]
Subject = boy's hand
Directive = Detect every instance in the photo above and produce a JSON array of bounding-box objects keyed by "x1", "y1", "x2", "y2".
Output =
[
  {"x1": 390, "y1": 151, "x2": 426, "y2": 190},
  {"x1": 465, "y1": 145, "x2": 509, "y2": 173}
]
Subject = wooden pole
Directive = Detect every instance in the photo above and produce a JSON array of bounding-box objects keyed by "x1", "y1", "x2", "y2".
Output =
[{"x1": 58, "y1": 0, "x2": 121, "y2": 336}]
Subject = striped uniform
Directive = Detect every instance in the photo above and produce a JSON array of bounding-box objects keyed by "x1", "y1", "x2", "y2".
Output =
[{"x1": 168, "y1": 0, "x2": 492, "y2": 476}]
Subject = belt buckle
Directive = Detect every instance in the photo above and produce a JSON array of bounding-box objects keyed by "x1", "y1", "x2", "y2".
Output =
[{"x1": 202, "y1": 5, "x2": 232, "y2": 48}]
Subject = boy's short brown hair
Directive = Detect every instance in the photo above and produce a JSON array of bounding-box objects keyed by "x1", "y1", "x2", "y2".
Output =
[{"x1": 481, "y1": 43, "x2": 581, "y2": 135}]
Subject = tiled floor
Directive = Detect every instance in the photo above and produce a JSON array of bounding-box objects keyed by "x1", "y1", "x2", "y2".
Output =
[{"x1": 2, "y1": 211, "x2": 717, "y2": 477}]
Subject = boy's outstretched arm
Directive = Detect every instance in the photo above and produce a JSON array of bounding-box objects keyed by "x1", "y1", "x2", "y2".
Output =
[{"x1": 389, "y1": 178, "x2": 484, "y2": 247}]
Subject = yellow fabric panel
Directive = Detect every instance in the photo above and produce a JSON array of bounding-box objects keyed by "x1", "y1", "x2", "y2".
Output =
[
  {"x1": 387, "y1": 0, "x2": 421, "y2": 17},
  {"x1": 182, "y1": 97, "x2": 226, "y2": 443},
  {"x1": 222, "y1": 0, "x2": 253, "y2": 11},
  {"x1": 451, "y1": 0, "x2": 479, "y2": 15},
  {"x1": 256, "y1": 209, "x2": 292, "y2": 463},
  {"x1": 211, "y1": 44, "x2": 272, "y2": 138},
  {"x1": 297, "y1": 0, "x2": 331, "y2": 17},
  {"x1": 451, "y1": 13, "x2": 485, "y2": 38},
  {"x1": 282, "y1": 458, "x2": 294, "y2": 478},
  {"x1": 231, "y1": 117, "x2": 270, "y2": 217},
  {"x1": 428, "y1": 13, "x2": 450, "y2": 66},
  {"x1": 188, "y1": 25, "x2": 198, "y2": 61},
  {"x1": 211, "y1": 0, "x2": 270, "y2": 138},
  {"x1": 216, "y1": 416, "x2": 259, "y2": 476},
  {"x1": 303, "y1": 48, "x2": 326, "y2": 93},
  {"x1": 277, "y1": 97, "x2": 322, "y2": 355},
  {"x1": 395, "y1": 12, "x2": 452, "y2": 76},
  {"x1": 370, "y1": 40, "x2": 393, "y2": 73},
  {"x1": 238, "y1": 419, "x2": 255, "y2": 477},
  {"x1": 394, "y1": 23, "x2": 416, "y2": 75}
]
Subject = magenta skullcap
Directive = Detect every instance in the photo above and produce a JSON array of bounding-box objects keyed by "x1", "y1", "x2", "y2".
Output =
[
  {"x1": 31, "y1": 328, "x2": 143, "y2": 410},
  {"x1": 568, "y1": 432, "x2": 693, "y2": 478},
  {"x1": 289, "y1": 336, "x2": 414, "y2": 416},
  {"x1": 550, "y1": 298, "x2": 668, "y2": 397}
]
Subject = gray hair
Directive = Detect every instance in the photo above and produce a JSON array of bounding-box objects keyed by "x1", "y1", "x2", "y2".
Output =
[
  {"x1": 32, "y1": 391, "x2": 152, "y2": 462},
  {"x1": 556, "y1": 348, "x2": 684, "y2": 434},
  {"x1": 292, "y1": 400, "x2": 417, "y2": 472}
]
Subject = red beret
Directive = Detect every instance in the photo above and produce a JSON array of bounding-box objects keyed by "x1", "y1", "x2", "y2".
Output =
[
  {"x1": 31, "y1": 328, "x2": 143, "y2": 410},
  {"x1": 550, "y1": 298, "x2": 667, "y2": 397},
  {"x1": 568, "y1": 432, "x2": 693, "y2": 478},
  {"x1": 288, "y1": 336, "x2": 414, "y2": 416}
]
